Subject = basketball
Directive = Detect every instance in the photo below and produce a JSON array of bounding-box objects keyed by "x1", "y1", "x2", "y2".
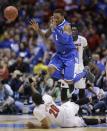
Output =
[{"x1": 4, "y1": 6, "x2": 18, "y2": 21}]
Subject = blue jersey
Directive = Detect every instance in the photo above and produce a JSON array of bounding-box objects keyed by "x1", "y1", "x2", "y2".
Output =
[{"x1": 52, "y1": 19, "x2": 77, "y2": 59}]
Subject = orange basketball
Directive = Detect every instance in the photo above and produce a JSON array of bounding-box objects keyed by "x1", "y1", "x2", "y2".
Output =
[{"x1": 4, "y1": 6, "x2": 18, "y2": 21}]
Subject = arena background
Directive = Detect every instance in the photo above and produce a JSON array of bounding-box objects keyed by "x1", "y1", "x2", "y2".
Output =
[{"x1": 0, "y1": 0, "x2": 107, "y2": 130}]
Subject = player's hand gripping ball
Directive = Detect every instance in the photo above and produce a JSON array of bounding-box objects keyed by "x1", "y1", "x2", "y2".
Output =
[{"x1": 4, "y1": 6, "x2": 18, "y2": 22}]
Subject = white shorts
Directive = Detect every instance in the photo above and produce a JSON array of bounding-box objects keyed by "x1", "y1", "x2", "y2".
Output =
[
  {"x1": 57, "y1": 101, "x2": 86, "y2": 127},
  {"x1": 74, "y1": 63, "x2": 86, "y2": 89},
  {"x1": 61, "y1": 101, "x2": 79, "y2": 116}
]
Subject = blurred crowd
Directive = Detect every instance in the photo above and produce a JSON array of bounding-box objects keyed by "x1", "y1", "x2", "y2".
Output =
[{"x1": 0, "y1": 0, "x2": 106, "y2": 115}]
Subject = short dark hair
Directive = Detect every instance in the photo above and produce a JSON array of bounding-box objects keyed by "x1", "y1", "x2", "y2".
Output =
[
  {"x1": 54, "y1": 9, "x2": 65, "y2": 16},
  {"x1": 71, "y1": 23, "x2": 78, "y2": 30},
  {"x1": 71, "y1": 23, "x2": 82, "y2": 31},
  {"x1": 32, "y1": 93, "x2": 44, "y2": 106}
]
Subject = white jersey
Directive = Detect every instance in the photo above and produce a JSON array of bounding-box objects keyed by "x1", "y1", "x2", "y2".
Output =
[
  {"x1": 33, "y1": 94, "x2": 85, "y2": 127},
  {"x1": 74, "y1": 35, "x2": 88, "y2": 64},
  {"x1": 33, "y1": 94, "x2": 63, "y2": 126}
]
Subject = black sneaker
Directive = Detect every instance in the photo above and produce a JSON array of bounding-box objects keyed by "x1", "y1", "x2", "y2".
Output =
[{"x1": 83, "y1": 66, "x2": 95, "y2": 83}]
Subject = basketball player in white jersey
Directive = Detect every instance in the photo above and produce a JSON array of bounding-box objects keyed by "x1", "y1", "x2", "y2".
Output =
[
  {"x1": 72, "y1": 25, "x2": 90, "y2": 90},
  {"x1": 71, "y1": 25, "x2": 95, "y2": 99},
  {"x1": 26, "y1": 93, "x2": 107, "y2": 129}
]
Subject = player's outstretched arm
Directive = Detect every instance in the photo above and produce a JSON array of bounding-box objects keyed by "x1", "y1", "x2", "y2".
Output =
[
  {"x1": 29, "y1": 19, "x2": 51, "y2": 39},
  {"x1": 26, "y1": 117, "x2": 50, "y2": 129},
  {"x1": 83, "y1": 46, "x2": 92, "y2": 66}
]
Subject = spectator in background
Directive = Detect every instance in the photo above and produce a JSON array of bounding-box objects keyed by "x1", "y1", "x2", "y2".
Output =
[
  {"x1": 100, "y1": 34, "x2": 107, "y2": 49},
  {"x1": 9, "y1": 70, "x2": 23, "y2": 100},
  {"x1": 17, "y1": 41, "x2": 31, "y2": 59},
  {"x1": 8, "y1": 51, "x2": 17, "y2": 68},
  {"x1": 2, "y1": 48, "x2": 11, "y2": 64},
  {"x1": 30, "y1": 36, "x2": 48, "y2": 66},
  {"x1": 87, "y1": 29, "x2": 101, "y2": 51},
  {"x1": 9, "y1": 56, "x2": 30, "y2": 73},
  {"x1": 33, "y1": 59, "x2": 48, "y2": 75},
  {"x1": 0, "y1": 60, "x2": 9, "y2": 83},
  {"x1": 0, "y1": 31, "x2": 11, "y2": 49},
  {"x1": 0, "y1": 0, "x2": 106, "y2": 115},
  {"x1": 0, "y1": 80, "x2": 14, "y2": 114},
  {"x1": 10, "y1": 34, "x2": 20, "y2": 53},
  {"x1": 103, "y1": 64, "x2": 107, "y2": 91},
  {"x1": 92, "y1": 53, "x2": 105, "y2": 73}
]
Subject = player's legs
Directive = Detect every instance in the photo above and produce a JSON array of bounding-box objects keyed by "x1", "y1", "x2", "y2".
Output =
[
  {"x1": 74, "y1": 64, "x2": 86, "y2": 89},
  {"x1": 48, "y1": 66, "x2": 57, "y2": 76},
  {"x1": 78, "y1": 89, "x2": 85, "y2": 99},
  {"x1": 64, "y1": 58, "x2": 75, "y2": 83},
  {"x1": 48, "y1": 54, "x2": 63, "y2": 79},
  {"x1": 83, "y1": 117, "x2": 106, "y2": 125},
  {"x1": 51, "y1": 70, "x2": 63, "y2": 80},
  {"x1": 63, "y1": 58, "x2": 86, "y2": 84},
  {"x1": 62, "y1": 116, "x2": 86, "y2": 127},
  {"x1": 64, "y1": 61, "x2": 95, "y2": 84},
  {"x1": 61, "y1": 115, "x2": 107, "y2": 127},
  {"x1": 61, "y1": 88, "x2": 68, "y2": 102},
  {"x1": 74, "y1": 78, "x2": 86, "y2": 89},
  {"x1": 74, "y1": 64, "x2": 86, "y2": 99}
]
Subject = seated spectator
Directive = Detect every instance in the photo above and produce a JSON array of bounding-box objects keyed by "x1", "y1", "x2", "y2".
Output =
[
  {"x1": 0, "y1": 80, "x2": 15, "y2": 114},
  {"x1": 85, "y1": 85, "x2": 106, "y2": 114},
  {"x1": 8, "y1": 51, "x2": 17, "y2": 67},
  {"x1": 9, "y1": 70, "x2": 23, "y2": 99},
  {"x1": 0, "y1": 31, "x2": 11, "y2": 49},
  {"x1": 9, "y1": 56, "x2": 30, "y2": 73}
]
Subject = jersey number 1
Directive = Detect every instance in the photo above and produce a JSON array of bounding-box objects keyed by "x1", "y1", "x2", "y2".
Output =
[
  {"x1": 49, "y1": 104, "x2": 59, "y2": 118},
  {"x1": 55, "y1": 34, "x2": 58, "y2": 40}
]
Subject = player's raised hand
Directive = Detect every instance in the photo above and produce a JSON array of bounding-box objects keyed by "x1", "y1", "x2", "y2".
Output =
[
  {"x1": 29, "y1": 19, "x2": 39, "y2": 32},
  {"x1": 49, "y1": 16, "x2": 57, "y2": 31}
]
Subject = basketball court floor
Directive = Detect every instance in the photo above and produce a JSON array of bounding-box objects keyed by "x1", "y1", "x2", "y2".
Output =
[{"x1": 0, "y1": 115, "x2": 107, "y2": 131}]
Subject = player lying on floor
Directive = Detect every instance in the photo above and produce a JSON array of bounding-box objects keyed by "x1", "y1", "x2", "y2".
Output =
[{"x1": 26, "y1": 93, "x2": 107, "y2": 129}]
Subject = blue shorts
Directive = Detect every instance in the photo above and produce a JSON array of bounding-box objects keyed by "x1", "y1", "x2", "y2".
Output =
[
  {"x1": 49, "y1": 54, "x2": 78, "y2": 81},
  {"x1": 51, "y1": 70, "x2": 62, "y2": 80}
]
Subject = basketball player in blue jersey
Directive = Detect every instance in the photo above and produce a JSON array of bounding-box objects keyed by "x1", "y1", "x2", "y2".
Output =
[{"x1": 30, "y1": 9, "x2": 94, "y2": 86}]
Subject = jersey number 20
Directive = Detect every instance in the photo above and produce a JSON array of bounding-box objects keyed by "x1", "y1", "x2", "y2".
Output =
[{"x1": 49, "y1": 104, "x2": 59, "y2": 118}]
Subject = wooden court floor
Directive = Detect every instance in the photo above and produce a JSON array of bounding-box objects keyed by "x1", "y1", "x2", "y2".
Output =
[{"x1": 0, "y1": 115, "x2": 106, "y2": 131}]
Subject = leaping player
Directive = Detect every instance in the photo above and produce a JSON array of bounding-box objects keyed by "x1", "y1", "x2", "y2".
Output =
[{"x1": 30, "y1": 9, "x2": 94, "y2": 88}]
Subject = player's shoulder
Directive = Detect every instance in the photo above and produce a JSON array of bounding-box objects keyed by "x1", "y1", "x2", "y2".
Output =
[
  {"x1": 64, "y1": 19, "x2": 70, "y2": 24},
  {"x1": 33, "y1": 104, "x2": 45, "y2": 115},
  {"x1": 63, "y1": 19, "x2": 70, "y2": 27},
  {"x1": 78, "y1": 35, "x2": 88, "y2": 46},
  {"x1": 63, "y1": 20, "x2": 71, "y2": 34},
  {"x1": 33, "y1": 104, "x2": 45, "y2": 112},
  {"x1": 58, "y1": 19, "x2": 69, "y2": 27},
  {"x1": 33, "y1": 104, "x2": 46, "y2": 121},
  {"x1": 43, "y1": 93, "x2": 54, "y2": 104},
  {"x1": 78, "y1": 35, "x2": 87, "y2": 41}
]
